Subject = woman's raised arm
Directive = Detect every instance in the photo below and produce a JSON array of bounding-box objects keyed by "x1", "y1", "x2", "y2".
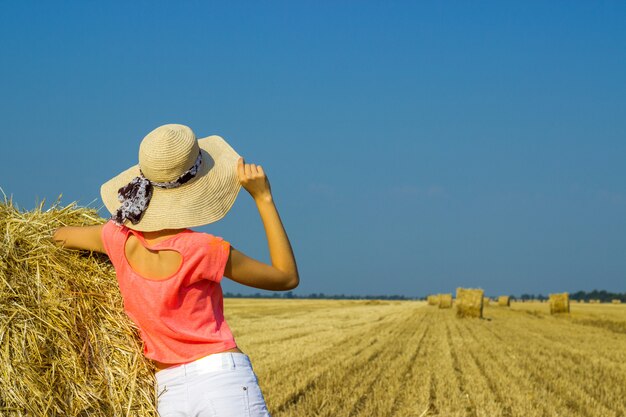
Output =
[{"x1": 223, "y1": 158, "x2": 299, "y2": 291}]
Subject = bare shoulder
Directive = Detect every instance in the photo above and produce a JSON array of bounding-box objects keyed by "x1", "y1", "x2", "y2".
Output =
[{"x1": 52, "y1": 223, "x2": 107, "y2": 253}]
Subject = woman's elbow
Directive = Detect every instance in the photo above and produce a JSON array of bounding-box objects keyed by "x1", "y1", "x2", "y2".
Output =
[{"x1": 282, "y1": 273, "x2": 299, "y2": 290}]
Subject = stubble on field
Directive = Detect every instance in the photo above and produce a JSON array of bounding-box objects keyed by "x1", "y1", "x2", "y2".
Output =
[{"x1": 224, "y1": 299, "x2": 626, "y2": 417}]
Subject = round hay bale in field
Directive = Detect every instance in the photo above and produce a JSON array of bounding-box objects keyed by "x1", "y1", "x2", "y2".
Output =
[
  {"x1": 549, "y1": 292, "x2": 570, "y2": 314},
  {"x1": 0, "y1": 200, "x2": 158, "y2": 416},
  {"x1": 498, "y1": 295, "x2": 510, "y2": 307},
  {"x1": 438, "y1": 293, "x2": 453, "y2": 309},
  {"x1": 455, "y1": 288, "x2": 484, "y2": 318},
  {"x1": 427, "y1": 294, "x2": 440, "y2": 306},
  {"x1": 612, "y1": 299, "x2": 622, "y2": 304}
]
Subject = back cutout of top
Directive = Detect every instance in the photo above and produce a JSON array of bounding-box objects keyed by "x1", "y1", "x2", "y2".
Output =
[{"x1": 123, "y1": 231, "x2": 183, "y2": 280}]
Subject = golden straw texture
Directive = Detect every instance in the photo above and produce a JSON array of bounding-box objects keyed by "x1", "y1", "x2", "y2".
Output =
[
  {"x1": 0, "y1": 199, "x2": 157, "y2": 416},
  {"x1": 438, "y1": 293, "x2": 453, "y2": 309},
  {"x1": 427, "y1": 295, "x2": 440, "y2": 306},
  {"x1": 455, "y1": 288, "x2": 484, "y2": 318},
  {"x1": 498, "y1": 296, "x2": 511, "y2": 307},
  {"x1": 549, "y1": 293, "x2": 570, "y2": 314}
]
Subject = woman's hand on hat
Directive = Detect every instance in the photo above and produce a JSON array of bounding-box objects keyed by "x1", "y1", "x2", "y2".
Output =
[
  {"x1": 228, "y1": 157, "x2": 299, "y2": 291},
  {"x1": 237, "y1": 157, "x2": 272, "y2": 202}
]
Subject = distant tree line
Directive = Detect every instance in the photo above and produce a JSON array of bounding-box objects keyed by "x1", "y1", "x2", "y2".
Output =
[
  {"x1": 223, "y1": 291, "x2": 413, "y2": 300},
  {"x1": 225, "y1": 289, "x2": 625, "y2": 302},
  {"x1": 569, "y1": 290, "x2": 625, "y2": 302},
  {"x1": 517, "y1": 290, "x2": 625, "y2": 302}
]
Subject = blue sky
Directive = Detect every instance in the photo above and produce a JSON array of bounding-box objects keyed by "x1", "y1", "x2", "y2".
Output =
[{"x1": 1, "y1": 1, "x2": 625, "y2": 297}]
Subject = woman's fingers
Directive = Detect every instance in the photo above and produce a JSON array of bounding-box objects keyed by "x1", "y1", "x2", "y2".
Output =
[
  {"x1": 237, "y1": 158, "x2": 271, "y2": 199},
  {"x1": 237, "y1": 157, "x2": 245, "y2": 180},
  {"x1": 238, "y1": 158, "x2": 267, "y2": 192}
]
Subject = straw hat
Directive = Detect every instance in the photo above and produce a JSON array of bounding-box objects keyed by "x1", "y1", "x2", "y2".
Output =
[{"x1": 100, "y1": 124, "x2": 241, "y2": 231}]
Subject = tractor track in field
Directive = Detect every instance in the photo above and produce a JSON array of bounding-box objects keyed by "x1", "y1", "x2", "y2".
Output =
[
  {"x1": 252, "y1": 330, "x2": 317, "y2": 345},
  {"x1": 388, "y1": 316, "x2": 432, "y2": 417},
  {"x1": 346, "y1": 355, "x2": 389, "y2": 417},
  {"x1": 452, "y1": 320, "x2": 513, "y2": 417},
  {"x1": 499, "y1": 317, "x2": 626, "y2": 400},
  {"x1": 445, "y1": 321, "x2": 478, "y2": 417},
  {"x1": 274, "y1": 307, "x2": 413, "y2": 415},
  {"x1": 270, "y1": 343, "x2": 377, "y2": 410},
  {"x1": 504, "y1": 313, "x2": 626, "y2": 364},
  {"x1": 480, "y1": 315, "x2": 620, "y2": 416},
  {"x1": 327, "y1": 308, "x2": 427, "y2": 417},
  {"x1": 426, "y1": 371, "x2": 438, "y2": 417},
  {"x1": 263, "y1": 315, "x2": 396, "y2": 372},
  {"x1": 569, "y1": 317, "x2": 626, "y2": 334},
  {"x1": 345, "y1": 313, "x2": 431, "y2": 417},
  {"x1": 455, "y1": 312, "x2": 572, "y2": 417},
  {"x1": 274, "y1": 340, "x2": 387, "y2": 414}
]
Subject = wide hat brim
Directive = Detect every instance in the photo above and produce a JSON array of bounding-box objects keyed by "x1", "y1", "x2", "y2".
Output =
[{"x1": 100, "y1": 135, "x2": 241, "y2": 231}]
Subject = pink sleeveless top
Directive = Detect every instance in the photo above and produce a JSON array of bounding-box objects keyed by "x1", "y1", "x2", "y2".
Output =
[{"x1": 100, "y1": 220, "x2": 238, "y2": 364}]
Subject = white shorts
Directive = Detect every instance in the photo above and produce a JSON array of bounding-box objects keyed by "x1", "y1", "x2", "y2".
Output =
[{"x1": 155, "y1": 352, "x2": 272, "y2": 417}]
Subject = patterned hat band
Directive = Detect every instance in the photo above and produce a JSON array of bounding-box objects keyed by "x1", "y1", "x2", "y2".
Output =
[{"x1": 113, "y1": 151, "x2": 203, "y2": 225}]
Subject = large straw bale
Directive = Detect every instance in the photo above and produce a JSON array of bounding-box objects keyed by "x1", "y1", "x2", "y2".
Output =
[
  {"x1": 612, "y1": 299, "x2": 622, "y2": 304},
  {"x1": 549, "y1": 292, "x2": 570, "y2": 314},
  {"x1": 438, "y1": 293, "x2": 453, "y2": 309},
  {"x1": 498, "y1": 296, "x2": 510, "y2": 307},
  {"x1": 0, "y1": 199, "x2": 158, "y2": 416},
  {"x1": 427, "y1": 294, "x2": 440, "y2": 306},
  {"x1": 455, "y1": 288, "x2": 484, "y2": 318}
]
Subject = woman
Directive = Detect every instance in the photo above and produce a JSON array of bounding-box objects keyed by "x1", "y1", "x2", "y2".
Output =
[{"x1": 53, "y1": 124, "x2": 298, "y2": 417}]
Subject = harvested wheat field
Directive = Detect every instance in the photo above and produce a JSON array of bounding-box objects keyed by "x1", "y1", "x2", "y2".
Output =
[{"x1": 225, "y1": 299, "x2": 626, "y2": 417}]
